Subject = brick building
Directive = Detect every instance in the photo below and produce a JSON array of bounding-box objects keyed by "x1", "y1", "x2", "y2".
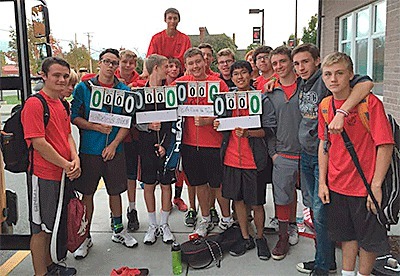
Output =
[{"x1": 320, "y1": 0, "x2": 399, "y2": 121}]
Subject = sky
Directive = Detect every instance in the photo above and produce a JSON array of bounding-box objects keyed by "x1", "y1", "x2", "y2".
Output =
[
  {"x1": 0, "y1": 0, "x2": 318, "y2": 58},
  {"x1": 46, "y1": 0, "x2": 318, "y2": 58}
]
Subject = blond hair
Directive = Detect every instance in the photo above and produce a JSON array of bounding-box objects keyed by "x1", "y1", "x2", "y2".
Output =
[
  {"x1": 68, "y1": 69, "x2": 79, "y2": 87},
  {"x1": 321, "y1": 52, "x2": 353, "y2": 73}
]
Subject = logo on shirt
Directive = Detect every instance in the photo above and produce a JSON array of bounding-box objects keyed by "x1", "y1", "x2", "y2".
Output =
[{"x1": 299, "y1": 90, "x2": 319, "y2": 119}]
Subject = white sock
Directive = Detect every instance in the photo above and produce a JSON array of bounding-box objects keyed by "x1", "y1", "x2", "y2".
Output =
[
  {"x1": 341, "y1": 270, "x2": 355, "y2": 276},
  {"x1": 148, "y1": 212, "x2": 157, "y2": 226},
  {"x1": 222, "y1": 216, "x2": 232, "y2": 222},
  {"x1": 128, "y1": 202, "x2": 136, "y2": 212},
  {"x1": 356, "y1": 272, "x2": 367, "y2": 276},
  {"x1": 203, "y1": 215, "x2": 211, "y2": 222},
  {"x1": 160, "y1": 210, "x2": 170, "y2": 225}
]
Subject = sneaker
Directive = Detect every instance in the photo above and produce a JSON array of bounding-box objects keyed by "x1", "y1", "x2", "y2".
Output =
[
  {"x1": 184, "y1": 209, "x2": 197, "y2": 227},
  {"x1": 271, "y1": 235, "x2": 289, "y2": 260},
  {"x1": 264, "y1": 217, "x2": 279, "y2": 234},
  {"x1": 47, "y1": 262, "x2": 77, "y2": 276},
  {"x1": 127, "y1": 208, "x2": 140, "y2": 231},
  {"x1": 194, "y1": 219, "x2": 214, "y2": 237},
  {"x1": 255, "y1": 237, "x2": 271, "y2": 260},
  {"x1": 210, "y1": 207, "x2": 220, "y2": 225},
  {"x1": 173, "y1": 197, "x2": 188, "y2": 212},
  {"x1": 218, "y1": 217, "x2": 235, "y2": 230},
  {"x1": 112, "y1": 229, "x2": 138, "y2": 248},
  {"x1": 229, "y1": 237, "x2": 255, "y2": 256},
  {"x1": 288, "y1": 223, "x2": 299, "y2": 246},
  {"x1": 73, "y1": 237, "x2": 93, "y2": 259},
  {"x1": 144, "y1": 224, "x2": 159, "y2": 245},
  {"x1": 139, "y1": 182, "x2": 144, "y2": 189},
  {"x1": 160, "y1": 223, "x2": 175, "y2": 244},
  {"x1": 296, "y1": 260, "x2": 337, "y2": 274}
]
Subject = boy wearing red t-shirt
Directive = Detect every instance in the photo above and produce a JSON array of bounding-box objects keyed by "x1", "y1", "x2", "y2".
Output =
[
  {"x1": 215, "y1": 61, "x2": 276, "y2": 260},
  {"x1": 318, "y1": 52, "x2": 394, "y2": 276},
  {"x1": 22, "y1": 57, "x2": 81, "y2": 276},
  {"x1": 172, "y1": 48, "x2": 232, "y2": 237},
  {"x1": 142, "y1": 8, "x2": 191, "y2": 78}
]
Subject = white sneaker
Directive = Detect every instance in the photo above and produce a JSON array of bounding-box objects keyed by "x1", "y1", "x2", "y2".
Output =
[
  {"x1": 218, "y1": 217, "x2": 235, "y2": 230},
  {"x1": 195, "y1": 219, "x2": 214, "y2": 237},
  {"x1": 112, "y1": 229, "x2": 138, "y2": 248},
  {"x1": 73, "y1": 237, "x2": 93, "y2": 259},
  {"x1": 160, "y1": 223, "x2": 175, "y2": 244},
  {"x1": 264, "y1": 217, "x2": 279, "y2": 234},
  {"x1": 288, "y1": 223, "x2": 299, "y2": 246},
  {"x1": 144, "y1": 224, "x2": 159, "y2": 245}
]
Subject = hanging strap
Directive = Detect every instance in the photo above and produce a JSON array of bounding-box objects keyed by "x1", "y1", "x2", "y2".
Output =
[{"x1": 331, "y1": 98, "x2": 386, "y2": 228}]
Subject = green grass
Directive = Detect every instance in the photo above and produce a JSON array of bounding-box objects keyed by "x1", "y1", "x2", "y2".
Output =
[{"x1": 2, "y1": 95, "x2": 21, "y2": 105}]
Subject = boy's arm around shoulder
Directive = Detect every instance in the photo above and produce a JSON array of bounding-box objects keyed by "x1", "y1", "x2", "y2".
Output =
[{"x1": 328, "y1": 76, "x2": 373, "y2": 134}]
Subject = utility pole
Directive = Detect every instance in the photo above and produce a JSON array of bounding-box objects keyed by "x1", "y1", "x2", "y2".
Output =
[
  {"x1": 85, "y1": 32, "x2": 93, "y2": 73},
  {"x1": 294, "y1": 0, "x2": 298, "y2": 47}
]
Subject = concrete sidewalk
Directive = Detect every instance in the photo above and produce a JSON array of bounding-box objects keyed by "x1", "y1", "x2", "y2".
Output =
[{"x1": 8, "y1": 186, "x2": 334, "y2": 275}]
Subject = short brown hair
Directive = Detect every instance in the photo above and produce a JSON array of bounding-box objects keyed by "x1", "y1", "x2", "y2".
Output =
[
  {"x1": 198, "y1": 43, "x2": 214, "y2": 54},
  {"x1": 119, "y1": 49, "x2": 137, "y2": 60},
  {"x1": 183, "y1": 47, "x2": 204, "y2": 63},
  {"x1": 321, "y1": 52, "x2": 353, "y2": 73},
  {"x1": 292, "y1": 43, "x2": 320, "y2": 61},
  {"x1": 146, "y1": 54, "x2": 168, "y2": 75},
  {"x1": 270, "y1": 46, "x2": 292, "y2": 61},
  {"x1": 253, "y1": 46, "x2": 273, "y2": 62},
  {"x1": 164, "y1": 7, "x2": 180, "y2": 21}
]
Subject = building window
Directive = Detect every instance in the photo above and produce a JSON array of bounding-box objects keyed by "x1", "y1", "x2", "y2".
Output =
[{"x1": 339, "y1": 0, "x2": 386, "y2": 95}]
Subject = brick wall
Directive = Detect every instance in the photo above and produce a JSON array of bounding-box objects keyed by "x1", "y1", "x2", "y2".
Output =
[
  {"x1": 321, "y1": 0, "x2": 400, "y2": 122},
  {"x1": 383, "y1": 0, "x2": 400, "y2": 121}
]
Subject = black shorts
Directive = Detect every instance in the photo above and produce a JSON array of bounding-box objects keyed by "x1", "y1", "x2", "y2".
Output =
[
  {"x1": 28, "y1": 174, "x2": 61, "y2": 234},
  {"x1": 138, "y1": 150, "x2": 175, "y2": 185},
  {"x1": 222, "y1": 166, "x2": 266, "y2": 206},
  {"x1": 124, "y1": 140, "x2": 139, "y2": 180},
  {"x1": 181, "y1": 144, "x2": 222, "y2": 188},
  {"x1": 74, "y1": 153, "x2": 127, "y2": 196},
  {"x1": 327, "y1": 190, "x2": 389, "y2": 253}
]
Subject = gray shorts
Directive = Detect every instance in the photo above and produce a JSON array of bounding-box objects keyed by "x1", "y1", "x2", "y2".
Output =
[
  {"x1": 272, "y1": 155, "x2": 299, "y2": 205},
  {"x1": 28, "y1": 174, "x2": 61, "y2": 234}
]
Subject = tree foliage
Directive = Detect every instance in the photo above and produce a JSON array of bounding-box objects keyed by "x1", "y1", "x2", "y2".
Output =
[
  {"x1": 302, "y1": 14, "x2": 318, "y2": 45},
  {"x1": 246, "y1": 43, "x2": 261, "y2": 52},
  {"x1": 0, "y1": 51, "x2": 6, "y2": 68},
  {"x1": 64, "y1": 43, "x2": 93, "y2": 71}
]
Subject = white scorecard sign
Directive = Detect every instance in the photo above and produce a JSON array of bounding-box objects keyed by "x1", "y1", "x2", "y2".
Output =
[
  {"x1": 88, "y1": 110, "x2": 132, "y2": 128},
  {"x1": 136, "y1": 110, "x2": 178, "y2": 124},
  {"x1": 177, "y1": 105, "x2": 215, "y2": 117},
  {"x1": 216, "y1": 116, "x2": 261, "y2": 131}
]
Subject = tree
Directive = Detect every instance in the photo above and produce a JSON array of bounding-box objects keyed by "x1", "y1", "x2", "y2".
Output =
[
  {"x1": 246, "y1": 43, "x2": 261, "y2": 52},
  {"x1": 7, "y1": 22, "x2": 62, "y2": 75},
  {"x1": 64, "y1": 43, "x2": 92, "y2": 71},
  {"x1": 286, "y1": 34, "x2": 300, "y2": 48},
  {"x1": 302, "y1": 14, "x2": 318, "y2": 45}
]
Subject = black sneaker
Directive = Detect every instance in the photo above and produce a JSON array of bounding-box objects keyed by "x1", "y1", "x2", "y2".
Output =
[
  {"x1": 127, "y1": 208, "x2": 139, "y2": 231},
  {"x1": 296, "y1": 260, "x2": 337, "y2": 274},
  {"x1": 255, "y1": 237, "x2": 271, "y2": 260},
  {"x1": 229, "y1": 237, "x2": 255, "y2": 256},
  {"x1": 185, "y1": 208, "x2": 197, "y2": 227},
  {"x1": 210, "y1": 207, "x2": 219, "y2": 225},
  {"x1": 47, "y1": 262, "x2": 77, "y2": 276}
]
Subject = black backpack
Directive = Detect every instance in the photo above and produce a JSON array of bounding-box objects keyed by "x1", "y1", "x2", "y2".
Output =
[{"x1": 1, "y1": 94, "x2": 70, "y2": 173}]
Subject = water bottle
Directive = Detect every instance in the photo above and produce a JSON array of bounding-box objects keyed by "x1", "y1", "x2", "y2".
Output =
[
  {"x1": 296, "y1": 206, "x2": 305, "y2": 232},
  {"x1": 171, "y1": 241, "x2": 182, "y2": 275}
]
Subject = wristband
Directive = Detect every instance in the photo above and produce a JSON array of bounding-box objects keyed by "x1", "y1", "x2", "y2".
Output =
[{"x1": 336, "y1": 109, "x2": 349, "y2": 117}]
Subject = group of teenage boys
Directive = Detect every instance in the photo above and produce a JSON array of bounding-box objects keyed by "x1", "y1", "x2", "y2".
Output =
[{"x1": 24, "y1": 6, "x2": 395, "y2": 276}]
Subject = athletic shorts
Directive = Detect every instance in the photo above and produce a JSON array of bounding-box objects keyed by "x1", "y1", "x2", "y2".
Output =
[
  {"x1": 138, "y1": 150, "x2": 175, "y2": 185},
  {"x1": 327, "y1": 191, "x2": 389, "y2": 253},
  {"x1": 181, "y1": 144, "x2": 222, "y2": 188},
  {"x1": 124, "y1": 140, "x2": 139, "y2": 180},
  {"x1": 272, "y1": 155, "x2": 299, "y2": 205},
  {"x1": 222, "y1": 166, "x2": 266, "y2": 206},
  {"x1": 74, "y1": 152, "x2": 127, "y2": 196},
  {"x1": 28, "y1": 174, "x2": 61, "y2": 234}
]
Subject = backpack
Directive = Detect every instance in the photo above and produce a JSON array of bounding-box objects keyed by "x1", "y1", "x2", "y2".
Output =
[
  {"x1": 320, "y1": 95, "x2": 400, "y2": 230},
  {"x1": 1, "y1": 93, "x2": 70, "y2": 173},
  {"x1": 67, "y1": 192, "x2": 89, "y2": 253}
]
